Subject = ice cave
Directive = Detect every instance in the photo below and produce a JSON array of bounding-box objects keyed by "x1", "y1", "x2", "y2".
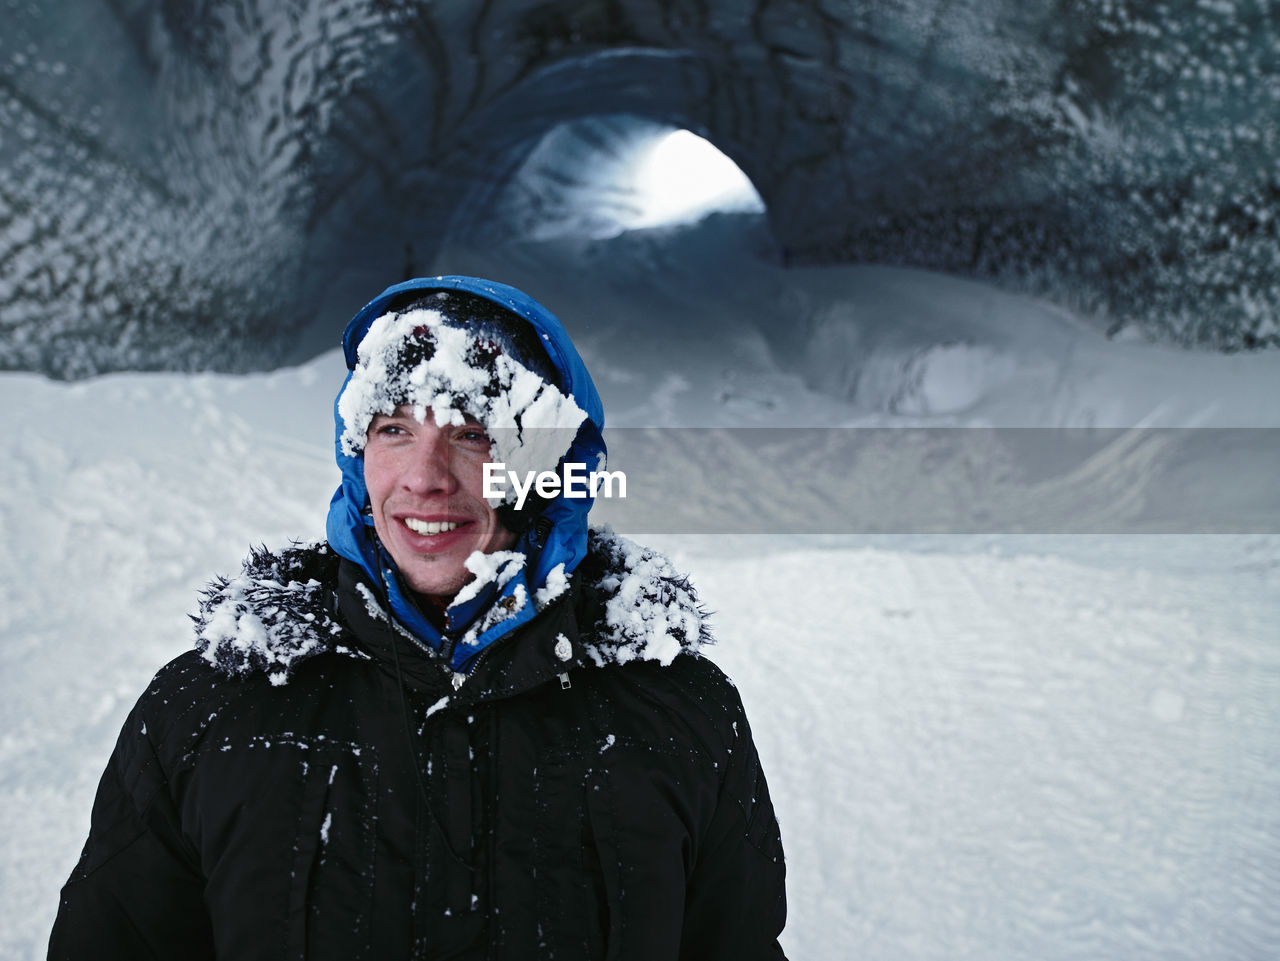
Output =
[{"x1": 1, "y1": 3, "x2": 1278, "y2": 960}]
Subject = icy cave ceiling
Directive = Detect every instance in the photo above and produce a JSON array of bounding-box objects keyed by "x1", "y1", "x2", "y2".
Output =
[{"x1": 1, "y1": 0, "x2": 1277, "y2": 377}]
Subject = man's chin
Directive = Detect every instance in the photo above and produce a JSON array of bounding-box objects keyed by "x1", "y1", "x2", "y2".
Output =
[{"x1": 401, "y1": 563, "x2": 470, "y2": 603}]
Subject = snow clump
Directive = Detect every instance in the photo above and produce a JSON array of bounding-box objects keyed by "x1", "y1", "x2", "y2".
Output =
[{"x1": 337, "y1": 307, "x2": 587, "y2": 504}]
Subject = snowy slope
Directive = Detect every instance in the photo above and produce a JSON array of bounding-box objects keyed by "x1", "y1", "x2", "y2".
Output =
[
  {"x1": 436, "y1": 218, "x2": 1280, "y2": 430},
  {"x1": 3, "y1": 224, "x2": 1279, "y2": 959},
  {"x1": 0, "y1": 363, "x2": 341, "y2": 960},
  {"x1": 683, "y1": 537, "x2": 1280, "y2": 960}
]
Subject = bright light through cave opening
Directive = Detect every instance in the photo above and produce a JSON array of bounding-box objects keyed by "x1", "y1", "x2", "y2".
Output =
[
  {"x1": 624, "y1": 129, "x2": 764, "y2": 229},
  {"x1": 481, "y1": 120, "x2": 765, "y2": 243}
]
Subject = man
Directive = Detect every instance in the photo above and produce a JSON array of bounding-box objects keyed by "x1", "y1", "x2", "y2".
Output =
[{"x1": 50, "y1": 276, "x2": 787, "y2": 959}]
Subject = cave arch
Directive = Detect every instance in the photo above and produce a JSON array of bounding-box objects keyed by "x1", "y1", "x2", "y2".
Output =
[
  {"x1": 302, "y1": 46, "x2": 773, "y2": 262},
  {"x1": 1, "y1": 0, "x2": 1275, "y2": 377}
]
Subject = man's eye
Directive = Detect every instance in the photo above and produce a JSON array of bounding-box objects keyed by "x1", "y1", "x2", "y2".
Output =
[
  {"x1": 459, "y1": 428, "x2": 490, "y2": 443},
  {"x1": 373, "y1": 422, "x2": 407, "y2": 436}
]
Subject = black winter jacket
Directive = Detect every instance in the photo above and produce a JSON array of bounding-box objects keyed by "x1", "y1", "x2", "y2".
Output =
[{"x1": 50, "y1": 531, "x2": 787, "y2": 960}]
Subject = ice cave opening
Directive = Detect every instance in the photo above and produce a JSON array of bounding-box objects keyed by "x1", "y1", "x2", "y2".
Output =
[
  {"x1": 620, "y1": 128, "x2": 764, "y2": 232},
  {"x1": 463, "y1": 116, "x2": 765, "y2": 244}
]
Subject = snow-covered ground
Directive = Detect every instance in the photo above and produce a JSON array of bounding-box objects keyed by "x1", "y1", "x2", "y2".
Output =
[{"x1": 3, "y1": 219, "x2": 1278, "y2": 959}]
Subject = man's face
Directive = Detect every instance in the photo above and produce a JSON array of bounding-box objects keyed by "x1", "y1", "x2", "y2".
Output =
[{"x1": 363, "y1": 406, "x2": 516, "y2": 601}]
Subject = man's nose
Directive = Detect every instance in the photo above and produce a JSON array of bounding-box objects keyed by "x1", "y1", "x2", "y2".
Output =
[{"x1": 399, "y1": 431, "x2": 460, "y2": 495}]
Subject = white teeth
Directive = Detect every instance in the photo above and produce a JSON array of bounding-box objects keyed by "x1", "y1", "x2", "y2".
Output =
[{"x1": 404, "y1": 518, "x2": 458, "y2": 536}]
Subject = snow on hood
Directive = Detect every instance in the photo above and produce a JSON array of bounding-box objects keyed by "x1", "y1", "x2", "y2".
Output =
[
  {"x1": 336, "y1": 305, "x2": 588, "y2": 503},
  {"x1": 324, "y1": 276, "x2": 607, "y2": 669},
  {"x1": 192, "y1": 529, "x2": 709, "y2": 684}
]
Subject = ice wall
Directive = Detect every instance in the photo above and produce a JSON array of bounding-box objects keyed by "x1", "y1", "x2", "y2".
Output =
[{"x1": 1, "y1": 0, "x2": 1276, "y2": 377}]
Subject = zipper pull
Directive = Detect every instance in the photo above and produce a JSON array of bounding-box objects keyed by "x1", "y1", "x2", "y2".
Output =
[{"x1": 558, "y1": 672, "x2": 572, "y2": 691}]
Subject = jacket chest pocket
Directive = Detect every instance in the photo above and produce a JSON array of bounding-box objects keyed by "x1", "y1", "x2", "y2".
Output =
[
  {"x1": 518, "y1": 738, "x2": 701, "y2": 961},
  {"x1": 185, "y1": 736, "x2": 378, "y2": 961},
  {"x1": 517, "y1": 752, "x2": 614, "y2": 960}
]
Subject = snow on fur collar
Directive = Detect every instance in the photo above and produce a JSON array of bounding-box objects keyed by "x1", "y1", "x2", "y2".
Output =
[
  {"x1": 192, "y1": 542, "x2": 358, "y2": 686},
  {"x1": 193, "y1": 528, "x2": 710, "y2": 684},
  {"x1": 576, "y1": 527, "x2": 712, "y2": 667}
]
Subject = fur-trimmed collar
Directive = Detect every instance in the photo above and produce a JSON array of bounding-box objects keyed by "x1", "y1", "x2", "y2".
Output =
[
  {"x1": 193, "y1": 528, "x2": 711, "y2": 684},
  {"x1": 192, "y1": 542, "x2": 359, "y2": 686}
]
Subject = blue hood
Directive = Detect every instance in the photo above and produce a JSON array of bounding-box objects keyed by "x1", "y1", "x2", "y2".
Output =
[{"x1": 325, "y1": 276, "x2": 606, "y2": 671}]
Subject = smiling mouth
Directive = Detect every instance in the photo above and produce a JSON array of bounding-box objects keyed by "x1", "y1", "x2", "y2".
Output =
[{"x1": 403, "y1": 518, "x2": 460, "y2": 536}]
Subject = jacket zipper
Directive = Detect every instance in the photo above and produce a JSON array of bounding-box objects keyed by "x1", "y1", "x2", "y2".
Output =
[{"x1": 446, "y1": 625, "x2": 575, "y2": 696}]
